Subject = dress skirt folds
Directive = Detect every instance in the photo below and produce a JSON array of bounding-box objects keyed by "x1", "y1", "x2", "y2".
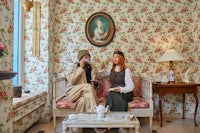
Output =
[{"x1": 106, "y1": 91, "x2": 133, "y2": 111}]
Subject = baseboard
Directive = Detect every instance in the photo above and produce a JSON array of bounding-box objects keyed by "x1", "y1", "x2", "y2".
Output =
[{"x1": 154, "y1": 113, "x2": 200, "y2": 121}]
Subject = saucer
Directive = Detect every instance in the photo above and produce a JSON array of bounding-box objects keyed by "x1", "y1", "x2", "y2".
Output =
[{"x1": 68, "y1": 114, "x2": 76, "y2": 120}]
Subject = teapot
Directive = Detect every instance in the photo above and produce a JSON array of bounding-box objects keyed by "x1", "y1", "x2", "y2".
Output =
[{"x1": 93, "y1": 104, "x2": 109, "y2": 118}]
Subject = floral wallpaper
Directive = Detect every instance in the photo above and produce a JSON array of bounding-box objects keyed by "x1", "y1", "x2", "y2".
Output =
[
  {"x1": 1, "y1": 0, "x2": 200, "y2": 132},
  {"x1": 23, "y1": 0, "x2": 52, "y2": 121},
  {"x1": 0, "y1": 0, "x2": 14, "y2": 132},
  {"x1": 49, "y1": 0, "x2": 200, "y2": 117},
  {"x1": 24, "y1": 0, "x2": 200, "y2": 127}
]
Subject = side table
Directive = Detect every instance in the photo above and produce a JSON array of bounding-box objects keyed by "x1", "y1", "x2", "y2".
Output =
[{"x1": 152, "y1": 82, "x2": 199, "y2": 127}]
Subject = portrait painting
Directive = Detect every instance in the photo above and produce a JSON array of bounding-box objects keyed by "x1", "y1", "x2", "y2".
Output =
[{"x1": 85, "y1": 12, "x2": 115, "y2": 47}]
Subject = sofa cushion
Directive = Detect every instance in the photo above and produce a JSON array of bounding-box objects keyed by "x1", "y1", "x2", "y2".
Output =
[
  {"x1": 128, "y1": 97, "x2": 149, "y2": 108},
  {"x1": 96, "y1": 77, "x2": 143, "y2": 106},
  {"x1": 56, "y1": 97, "x2": 76, "y2": 109},
  {"x1": 96, "y1": 77, "x2": 111, "y2": 98},
  {"x1": 132, "y1": 77, "x2": 142, "y2": 97}
]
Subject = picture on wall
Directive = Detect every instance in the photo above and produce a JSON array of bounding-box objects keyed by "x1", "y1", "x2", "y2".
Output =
[{"x1": 85, "y1": 12, "x2": 115, "y2": 47}]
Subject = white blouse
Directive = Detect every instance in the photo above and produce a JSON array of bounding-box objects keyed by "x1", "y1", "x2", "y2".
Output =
[{"x1": 118, "y1": 68, "x2": 134, "y2": 94}]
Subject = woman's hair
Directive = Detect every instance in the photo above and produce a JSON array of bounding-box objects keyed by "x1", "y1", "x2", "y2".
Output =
[
  {"x1": 111, "y1": 50, "x2": 125, "y2": 72},
  {"x1": 113, "y1": 50, "x2": 124, "y2": 58}
]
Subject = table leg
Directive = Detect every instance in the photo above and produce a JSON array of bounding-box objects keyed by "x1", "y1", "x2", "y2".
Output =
[
  {"x1": 194, "y1": 92, "x2": 198, "y2": 126},
  {"x1": 135, "y1": 127, "x2": 140, "y2": 133},
  {"x1": 159, "y1": 95, "x2": 163, "y2": 127},
  {"x1": 183, "y1": 93, "x2": 185, "y2": 119},
  {"x1": 77, "y1": 128, "x2": 83, "y2": 133},
  {"x1": 69, "y1": 128, "x2": 72, "y2": 133},
  {"x1": 62, "y1": 124, "x2": 67, "y2": 133},
  {"x1": 128, "y1": 128, "x2": 134, "y2": 133}
]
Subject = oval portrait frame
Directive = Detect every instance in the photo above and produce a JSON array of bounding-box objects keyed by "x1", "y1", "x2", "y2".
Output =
[{"x1": 85, "y1": 12, "x2": 115, "y2": 47}]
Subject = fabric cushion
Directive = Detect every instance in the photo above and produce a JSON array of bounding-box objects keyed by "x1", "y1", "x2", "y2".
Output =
[
  {"x1": 96, "y1": 77, "x2": 110, "y2": 105},
  {"x1": 132, "y1": 77, "x2": 142, "y2": 97},
  {"x1": 96, "y1": 77, "x2": 111, "y2": 98},
  {"x1": 56, "y1": 97, "x2": 76, "y2": 109},
  {"x1": 96, "y1": 77, "x2": 143, "y2": 106},
  {"x1": 128, "y1": 97, "x2": 149, "y2": 108}
]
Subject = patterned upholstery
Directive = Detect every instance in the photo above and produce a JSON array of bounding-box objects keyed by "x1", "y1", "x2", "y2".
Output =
[
  {"x1": 132, "y1": 77, "x2": 142, "y2": 97},
  {"x1": 56, "y1": 77, "x2": 149, "y2": 109},
  {"x1": 53, "y1": 76, "x2": 153, "y2": 132},
  {"x1": 128, "y1": 97, "x2": 149, "y2": 108},
  {"x1": 56, "y1": 97, "x2": 76, "y2": 109},
  {"x1": 96, "y1": 77, "x2": 146, "y2": 108}
]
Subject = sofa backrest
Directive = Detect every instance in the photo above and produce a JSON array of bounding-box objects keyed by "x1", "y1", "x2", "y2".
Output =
[
  {"x1": 132, "y1": 77, "x2": 142, "y2": 97},
  {"x1": 96, "y1": 77, "x2": 142, "y2": 104}
]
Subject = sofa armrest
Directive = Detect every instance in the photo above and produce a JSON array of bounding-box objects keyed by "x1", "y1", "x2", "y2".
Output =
[
  {"x1": 141, "y1": 77, "x2": 153, "y2": 101},
  {"x1": 52, "y1": 76, "x2": 67, "y2": 108}
]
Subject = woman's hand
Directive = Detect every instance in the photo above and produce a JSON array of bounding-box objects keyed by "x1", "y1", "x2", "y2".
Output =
[
  {"x1": 114, "y1": 87, "x2": 120, "y2": 92},
  {"x1": 100, "y1": 62, "x2": 105, "y2": 70},
  {"x1": 90, "y1": 79, "x2": 99, "y2": 84},
  {"x1": 79, "y1": 59, "x2": 86, "y2": 68}
]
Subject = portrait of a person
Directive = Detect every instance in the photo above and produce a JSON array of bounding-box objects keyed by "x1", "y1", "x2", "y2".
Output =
[
  {"x1": 92, "y1": 18, "x2": 109, "y2": 42},
  {"x1": 86, "y1": 12, "x2": 115, "y2": 46}
]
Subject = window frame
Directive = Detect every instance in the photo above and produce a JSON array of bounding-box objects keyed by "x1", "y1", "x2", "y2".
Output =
[{"x1": 13, "y1": 0, "x2": 25, "y2": 87}]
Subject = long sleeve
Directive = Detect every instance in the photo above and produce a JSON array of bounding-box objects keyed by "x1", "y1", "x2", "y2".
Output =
[
  {"x1": 119, "y1": 68, "x2": 134, "y2": 94},
  {"x1": 66, "y1": 63, "x2": 86, "y2": 85}
]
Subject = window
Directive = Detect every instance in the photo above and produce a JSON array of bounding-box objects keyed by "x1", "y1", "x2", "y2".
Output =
[{"x1": 13, "y1": 0, "x2": 24, "y2": 86}]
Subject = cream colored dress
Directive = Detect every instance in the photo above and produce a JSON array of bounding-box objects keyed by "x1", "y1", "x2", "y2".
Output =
[{"x1": 66, "y1": 62, "x2": 99, "y2": 112}]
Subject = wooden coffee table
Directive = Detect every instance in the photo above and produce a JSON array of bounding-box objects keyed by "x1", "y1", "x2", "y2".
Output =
[{"x1": 62, "y1": 112, "x2": 140, "y2": 133}]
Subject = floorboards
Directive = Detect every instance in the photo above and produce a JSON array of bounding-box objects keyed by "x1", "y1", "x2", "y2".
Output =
[{"x1": 25, "y1": 115, "x2": 200, "y2": 133}]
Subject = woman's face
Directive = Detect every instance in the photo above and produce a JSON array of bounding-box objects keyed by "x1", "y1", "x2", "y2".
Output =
[
  {"x1": 97, "y1": 20, "x2": 103, "y2": 27},
  {"x1": 112, "y1": 54, "x2": 120, "y2": 64},
  {"x1": 80, "y1": 55, "x2": 90, "y2": 62}
]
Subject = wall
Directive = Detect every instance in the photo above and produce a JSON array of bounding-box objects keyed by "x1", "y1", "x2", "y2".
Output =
[
  {"x1": 0, "y1": 0, "x2": 200, "y2": 132},
  {"x1": 0, "y1": 1, "x2": 14, "y2": 132},
  {"x1": 50, "y1": 0, "x2": 200, "y2": 116},
  {"x1": 23, "y1": 0, "x2": 52, "y2": 121}
]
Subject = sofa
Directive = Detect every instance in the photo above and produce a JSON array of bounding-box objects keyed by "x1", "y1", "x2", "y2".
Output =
[
  {"x1": 13, "y1": 90, "x2": 47, "y2": 133},
  {"x1": 53, "y1": 76, "x2": 153, "y2": 132}
]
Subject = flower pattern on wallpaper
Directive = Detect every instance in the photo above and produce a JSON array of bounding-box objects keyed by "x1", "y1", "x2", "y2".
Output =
[
  {"x1": 1, "y1": 0, "x2": 200, "y2": 132},
  {"x1": 21, "y1": 0, "x2": 200, "y2": 131},
  {"x1": 43, "y1": 0, "x2": 199, "y2": 116},
  {"x1": 0, "y1": 43, "x2": 8, "y2": 58},
  {"x1": 0, "y1": 0, "x2": 15, "y2": 132}
]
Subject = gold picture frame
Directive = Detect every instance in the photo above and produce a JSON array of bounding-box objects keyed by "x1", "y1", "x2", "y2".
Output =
[
  {"x1": 85, "y1": 12, "x2": 115, "y2": 47},
  {"x1": 32, "y1": 2, "x2": 41, "y2": 56}
]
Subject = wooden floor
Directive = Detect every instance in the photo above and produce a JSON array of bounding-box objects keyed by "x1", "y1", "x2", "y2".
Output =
[{"x1": 25, "y1": 115, "x2": 200, "y2": 133}]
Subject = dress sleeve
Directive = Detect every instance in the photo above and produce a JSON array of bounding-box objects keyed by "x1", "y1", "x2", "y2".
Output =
[
  {"x1": 66, "y1": 63, "x2": 85, "y2": 85},
  {"x1": 119, "y1": 68, "x2": 134, "y2": 94}
]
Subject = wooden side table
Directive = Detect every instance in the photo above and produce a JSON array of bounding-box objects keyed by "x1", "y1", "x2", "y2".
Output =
[{"x1": 152, "y1": 82, "x2": 199, "y2": 127}]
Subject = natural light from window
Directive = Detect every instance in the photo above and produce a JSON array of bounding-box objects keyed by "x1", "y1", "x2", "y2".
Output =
[{"x1": 13, "y1": 0, "x2": 24, "y2": 86}]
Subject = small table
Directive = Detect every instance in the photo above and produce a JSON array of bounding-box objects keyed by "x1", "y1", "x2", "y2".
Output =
[
  {"x1": 152, "y1": 82, "x2": 199, "y2": 127},
  {"x1": 62, "y1": 112, "x2": 140, "y2": 133}
]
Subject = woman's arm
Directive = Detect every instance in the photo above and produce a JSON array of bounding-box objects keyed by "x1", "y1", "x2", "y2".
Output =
[
  {"x1": 66, "y1": 63, "x2": 85, "y2": 85},
  {"x1": 119, "y1": 68, "x2": 134, "y2": 93}
]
